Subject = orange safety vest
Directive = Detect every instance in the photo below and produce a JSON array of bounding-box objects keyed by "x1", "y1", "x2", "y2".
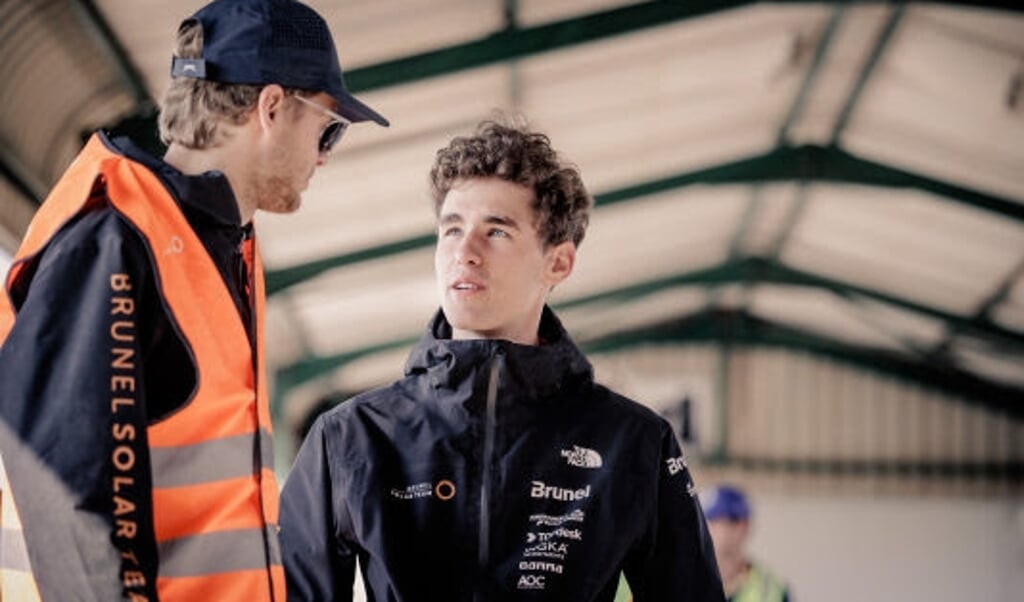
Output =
[{"x1": 0, "y1": 134, "x2": 284, "y2": 601}]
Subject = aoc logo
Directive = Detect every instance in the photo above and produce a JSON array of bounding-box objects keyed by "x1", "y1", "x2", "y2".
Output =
[
  {"x1": 561, "y1": 445, "x2": 602, "y2": 469},
  {"x1": 517, "y1": 574, "x2": 546, "y2": 590},
  {"x1": 531, "y1": 481, "x2": 591, "y2": 501}
]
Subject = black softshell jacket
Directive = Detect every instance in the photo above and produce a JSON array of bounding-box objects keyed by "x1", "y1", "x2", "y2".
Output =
[{"x1": 280, "y1": 308, "x2": 724, "y2": 601}]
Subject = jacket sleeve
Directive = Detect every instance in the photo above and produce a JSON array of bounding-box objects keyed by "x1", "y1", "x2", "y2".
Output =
[
  {"x1": 280, "y1": 415, "x2": 357, "y2": 601},
  {"x1": 623, "y1": 423, "x2": 725, "y2": 602},
  {"x1": 0, "y1": 208, "x2": 159, "y2": 600}
]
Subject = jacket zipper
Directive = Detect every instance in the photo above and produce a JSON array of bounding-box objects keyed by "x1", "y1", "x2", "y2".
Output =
[
  {"x1": 242, "y1": 233, "x2": 277, "y2": 600},
  {"x1": 476, "y1": 352, "x2": 501, "y2": 599}
]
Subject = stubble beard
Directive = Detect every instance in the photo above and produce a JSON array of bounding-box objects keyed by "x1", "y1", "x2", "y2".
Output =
[{"x1": 256, "y1": 166, "x2": 302, "y2": 214}]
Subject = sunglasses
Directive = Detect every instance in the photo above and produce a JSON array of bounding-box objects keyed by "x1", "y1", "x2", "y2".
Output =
[{"x1": 292, "y1": 95, "x2": 352, "y2": 155}]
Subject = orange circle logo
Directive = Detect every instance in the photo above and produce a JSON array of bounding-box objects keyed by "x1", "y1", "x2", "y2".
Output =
[{"x1": 435, "y1": 479, "x2": 456, "y2": 501}]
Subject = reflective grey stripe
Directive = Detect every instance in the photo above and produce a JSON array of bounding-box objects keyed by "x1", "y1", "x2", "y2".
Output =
[
  {"x1": 0, "y1": 527, "x2": 32, "y2": 572},
  {"x1": 151, "y1": 429, "x2": 275, "y2": 488},
  {"x1": 158, "y1": 525, "x2": 281, "y2": 577}
]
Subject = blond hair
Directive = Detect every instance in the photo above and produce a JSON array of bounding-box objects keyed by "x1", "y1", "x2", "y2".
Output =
[{"x1": 158, "y1": 20, "x2": 267, "y2": 149}]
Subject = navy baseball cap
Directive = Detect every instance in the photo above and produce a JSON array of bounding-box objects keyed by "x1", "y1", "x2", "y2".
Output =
[
  {"x1": 701, "y1": 484, "x2": 751, "y2": 521},
  {"x1": 171, "y1": 0, "x2": 388, "y2": 126}
]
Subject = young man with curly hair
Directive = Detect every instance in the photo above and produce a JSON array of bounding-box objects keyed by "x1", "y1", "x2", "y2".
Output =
[
  {"x1": 0, "y1": 1, "x2": 386, "y2": 600},
  {"x1": 280, "y1": 118, "x2": 725, "y2": 601}
]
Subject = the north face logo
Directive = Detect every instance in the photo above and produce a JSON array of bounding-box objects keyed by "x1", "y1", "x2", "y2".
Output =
[{"x1": 561, "y1": 445, "x2": 602, "y2": 469}]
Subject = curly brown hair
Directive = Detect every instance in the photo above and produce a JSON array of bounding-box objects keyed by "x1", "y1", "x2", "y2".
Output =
[{"x1": 429, "y1": 118, "x2": 592, "y2": 248}]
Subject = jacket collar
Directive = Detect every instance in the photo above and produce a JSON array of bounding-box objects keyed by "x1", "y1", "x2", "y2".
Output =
[
  {"x1": 404, "y1": 306, "x2": 593, "y2": 404},
  {"x1": 101, "y1": 131, "x2": 246, "y2": 231}
]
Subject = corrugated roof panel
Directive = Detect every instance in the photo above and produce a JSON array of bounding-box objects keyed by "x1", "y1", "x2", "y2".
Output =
[
  {"x1": 783, "y1": 186, "x2": 1024, "y2": 315},
  {"x1": 285, "y1": 249, "x2": 436, "y2": 356},
  {"x1": 518, "y1": 0, "x2": 643, "y2": 27},
  {"x1": 1, "y1": 1, "x2": 136, "y2": 184},
  {"x1": 316, "y1": 0, "x2": 503, "y2": 68},
  {"x1": 736, "y1": 183, "x2": 804, "y2": 256},
  {"x1": 519, "y1": 15, "x2": 815, "y2": 190},
  {"x1": 95, "y1": 0, "x2": 202, "y2": 98},
  {"x1": 750, "y1": 285, "x2": 917, "y2": 352},
  {"x1": 558, "y1": 288, "x2": 709, "y2": 341},
  {"x1": 841, "y1": 6, "x2": 1024, "y2": 202},
  {"x1": 784, "y1": 4, "x2": 895, "y2": 145},
  {"x1": 558, "y1": 186, "x2": 748, "y2": 300}
]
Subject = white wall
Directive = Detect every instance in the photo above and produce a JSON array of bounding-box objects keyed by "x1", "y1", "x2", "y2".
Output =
[{"x1": 746, "y1": 493, "x2": 1024, "y2": 602}]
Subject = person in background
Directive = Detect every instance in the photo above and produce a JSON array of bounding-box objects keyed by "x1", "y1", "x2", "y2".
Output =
[
  {"x1": 0, "y1": 0, "x2": 387, "y2": 599},
  {"x1": 702, "y1": 484, "x2": 792, "y2": 602},
  {"x1": 280, "y1": 116, "x2": 724, "y2": 601}
]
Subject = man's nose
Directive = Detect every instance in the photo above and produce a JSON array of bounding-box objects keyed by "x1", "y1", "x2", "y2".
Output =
[{"x1": 454, "y1": 232, "x2": 483, "y2": 266}]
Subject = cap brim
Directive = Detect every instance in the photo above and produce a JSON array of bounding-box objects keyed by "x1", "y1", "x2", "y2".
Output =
[{"x1": 336, "y1": 92, "x2": 389, "y2": 127}]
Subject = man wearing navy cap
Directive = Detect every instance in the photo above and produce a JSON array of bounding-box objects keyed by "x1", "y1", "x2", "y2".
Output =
[
  {"x1": 701, "y1": 485, "x2": 792, "y2": 602},
  {"x1": 0, "y1": 1, "x2": 386, "y2": 600}
]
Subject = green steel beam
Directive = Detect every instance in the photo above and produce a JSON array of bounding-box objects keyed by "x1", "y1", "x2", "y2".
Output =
[
  {"x1": 931, "y1": 255, "x2": 1024, "y2": 357},
  {"x1": 266, "y1": 144, "x2": 1024, "y2": 296},
  {"x1": 275, "y1": 336, "x2": 416, "y2": 388},
  {"x1": 582, "y1": 308, "x2": 1024, "y2": 418},
  {"x1": 271, "y1": 336, "x2": 418, "y2": 417},
  {"x1": 265, "y1": 233, "x2": 435, "y2": 295},
  {"x1": 829, "y1": 4, "x2": 904, "y2": 145},
  {"x1": 765, "y1": 183, "x2": 811, "y2": 260},
  {"x1": 776, "y1": 4, "x2": 846, "y2": 146},
  {"x1": 342, "y1": 1, "x2": 1023, "y2": 94},
  {"x1": 559, "y1": 256, "x2": 1024, "y2": 346},
  {"x1": 766, "y1": 5, "x2": 902, "y2": 261},
  {"x1": 974, "y1": 256, "x2": 1024, "y2": 322},
  {"x1": 343, "y1": 0, "x2": 750, "y2": 93},
  {"x1": 593, "y1": 144, "x2": 1024, "y2": 222},
  {"x1": 727, "y1": 4, "x2": 844, "y2": 283}
]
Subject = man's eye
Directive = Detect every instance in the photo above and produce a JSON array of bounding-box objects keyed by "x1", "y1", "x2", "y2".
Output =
[
  {"x1": 441, "y1": 227, "x2": 461, "y2": 237},
  {"x1": 488, "y1": 229, "x2": 509, "y2": 238}
]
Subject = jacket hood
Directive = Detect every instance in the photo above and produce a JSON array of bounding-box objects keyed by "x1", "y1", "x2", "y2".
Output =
[{"x1": 404, "y1": 306, "x2": 593, "y2": 403}]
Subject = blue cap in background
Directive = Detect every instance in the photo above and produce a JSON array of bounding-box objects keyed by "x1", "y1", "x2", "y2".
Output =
[{"x1": 701, "y1": 484, "x2": 751, "y2": 521}]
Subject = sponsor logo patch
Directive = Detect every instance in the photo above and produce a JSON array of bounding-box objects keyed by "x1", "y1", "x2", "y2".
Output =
[
  {"x1": 530, "y1": 481, "x2": 591, "y2": 501},
  {"x1": 517, "y1": 574, "x2": 546, "y2": 590},
  {"x1": 526, "y1": 528, "x2": 582, "y2": 543},
  {"x1": 529, "y1": 509, "x2": 585, "y2": 527},
  {"x1": 390, "y1": 480, "x2": 456, "y2": 501},
  {"x1": 523, "y1": 541, "x2": 569, "y2": 560},
  {"x1": 665, "y1": 454, "x2": 688, "y2": 476},
  {"x1": 519, "y1": 560, "x2": 563, "y2": 574},
  {"x1": 561, "y1": 445, "x2": 602, "y2": 469}
]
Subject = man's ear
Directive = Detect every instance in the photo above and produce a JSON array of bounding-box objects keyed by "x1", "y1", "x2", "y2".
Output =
[
  {"x1": 546, "y1": 241, "x2": 576, "y2": 287},
  {"x1": 255, "y1": 84, "x2": 287, "y2": 132}
]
